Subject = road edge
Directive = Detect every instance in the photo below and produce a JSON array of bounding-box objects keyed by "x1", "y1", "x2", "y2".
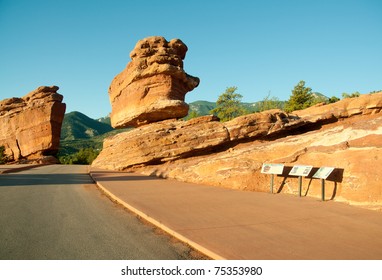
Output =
[{"x1": 89, "y1": 172, "x2": 226, "y2": 260}]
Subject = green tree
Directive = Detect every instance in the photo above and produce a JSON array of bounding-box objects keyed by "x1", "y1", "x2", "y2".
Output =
[
  {"x1": 59, "y1": 148, "x2": 99, "y2": 165},
  {"x1": 328, "y1": 96, "x2": 340, "y2": 103},
  {"x1": 210, "y1": 87, "x2": 247, "y2": 121},
  {"x1": 342, "y1": 92, "x2": 360, "y2": 99},
  {"x1": 184, "y1": 110, "x2": 201, "y2": 121},
  {"x1": 257, "y1": 92, "x2": 284, "y2": 112},
  {"x1": 284, "y1": 80, "x2": 314, "y2": 112}
]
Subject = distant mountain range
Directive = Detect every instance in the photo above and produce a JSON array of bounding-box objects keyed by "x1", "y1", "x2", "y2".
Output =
[
  {"x1": 61, "y1": 111, "x2": 114, "y2": 141},
  {"x1": 59, "y1": 111, "x2": 119, "y2": 158},
  {"x1": 188, "y1": 101, "x2": 217, "y2": 115}
]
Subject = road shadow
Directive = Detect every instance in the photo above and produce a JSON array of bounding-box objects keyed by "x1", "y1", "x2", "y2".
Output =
[
  {"x1": 90, "y1": 170, "x2": 127, "y2": 174},
  {"x1": 90, "y1": 174, "x2": 162, "y2": 182},
  {"x1": 0, "y1": 173, "x2": 94, "y2": 187}
]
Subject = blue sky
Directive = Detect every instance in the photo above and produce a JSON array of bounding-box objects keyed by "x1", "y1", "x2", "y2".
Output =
[{"x1": 1, "y1": 0, "x2": 381, "y2": 119}]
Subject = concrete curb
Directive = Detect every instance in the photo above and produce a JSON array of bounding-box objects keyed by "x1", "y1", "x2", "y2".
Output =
[
  {"x1": 89, "y1": 172, "x2": 225, "y2": 260},
  {"x1": 0, "y1": 164, "x2": 47, "y2": 174}
]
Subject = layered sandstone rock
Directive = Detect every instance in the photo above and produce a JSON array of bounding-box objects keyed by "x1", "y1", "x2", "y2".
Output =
[
  {"x1": 0, "y1": 86, "x2": 66, "y2": 162},
  {"x1": 92, "y1": 110, "x2": 304, "y2": 170},
  {"x1": 128, "y1": 113, "x2": 382, "y2": 210},
  {"x1": 109, "y1": 36, "x2": 200, "y2": 128},
  {"x1": 293, "y1": 92, "x2": 382, "y2": 122},
  {"x1": 93, "y1": 92, "x2": 382, "y2": 209}
]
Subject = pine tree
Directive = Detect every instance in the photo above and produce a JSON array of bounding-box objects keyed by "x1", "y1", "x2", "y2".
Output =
[
  {"x1": 210, "y1": 87, "x2": 247, "y2": 121},
  {"x1": 284, "y1": 80, "x2": 314, "y2": 112}
]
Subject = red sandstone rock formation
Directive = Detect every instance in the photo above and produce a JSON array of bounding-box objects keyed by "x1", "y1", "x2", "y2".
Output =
[
  {"x1": 293, "y1": 91, "x2": 382, "y2": 122},
  {"x1": 93, "y1": 92, "x2": 382, "y2": 209},
  {"x1": 130, "y1": 113, "x2": 382, "y2": 209},
  {"x1": 91, "y1": 111, "x2": 306, "y2": 170},
  {"x1": 0, "y1": 86, "x2": 66, "y2": 163},
  {"x1": 109, "y1": 36, "x2": 200, "y2": 128}
]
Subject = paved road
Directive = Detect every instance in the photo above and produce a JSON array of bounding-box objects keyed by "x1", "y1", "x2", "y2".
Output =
[
  {"x1": 0, "y1": 165, "x2": 201, "y2": 260},
  {"x1": 91, "y1": 169, "x2": 382, "y2": 260}
]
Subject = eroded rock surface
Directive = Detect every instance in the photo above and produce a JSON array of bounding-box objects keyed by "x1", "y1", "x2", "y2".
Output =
[
  {"x1": 92, "y1": 110, "x2": 303, "y2": 170},
  {"x1": 293, "y1": 91, "x2": 382, "y2": 122},
  {"x1": 109, "y1": 36, "x2": 200, "y2": 128},
  {"x1": 130, "y1": 113, "x2": 382, "y2": 210},
  {"x1": 93, "y1": 92, "x2": 382, "y2": 209},
  {"x1": 0, "y1": 86, "x2": 66, "y2": 162}
]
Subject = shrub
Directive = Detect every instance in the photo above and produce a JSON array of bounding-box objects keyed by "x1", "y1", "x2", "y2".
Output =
[
  {"x1": 59, "y1": 148, "x2": 99, "y2": 165},
  {"x1": 0, "y1": 146, "x2": 5, "y2": 164}
]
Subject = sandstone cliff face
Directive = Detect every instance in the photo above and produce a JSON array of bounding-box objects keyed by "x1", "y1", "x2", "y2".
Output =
[
  {"x1": 109, "y1": 36, "x2": 200, "y2": 128},
  {"x1": 0, "y1": 86, "x2": 66, "y2": 162},
  {"x1": 93, "y1": 92, "x2": 382, "y2": 210}
]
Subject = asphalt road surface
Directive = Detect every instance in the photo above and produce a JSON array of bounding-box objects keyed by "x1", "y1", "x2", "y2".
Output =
[{"x1": 0, "y1": 165, "x2": 201, "y2": 260}]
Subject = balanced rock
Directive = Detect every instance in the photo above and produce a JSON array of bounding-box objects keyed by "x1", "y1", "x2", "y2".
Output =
[
  {"x1": 109, "y1": 36, "x2": 200, "y2": 128},
  {"x1": 0, "y1": 86, "x2": 66, "y2": 162}
]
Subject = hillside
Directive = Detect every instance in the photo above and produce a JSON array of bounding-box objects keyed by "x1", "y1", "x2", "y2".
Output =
[
  {"x1": 187, "y1": 100, "x2": 286, "y2": 117},
  {"x1": 188, "y1": 101, "x2": 216, "y2": 115},
  {"x1": 58, "y1": 111, "x2": 125, "y2": 163},
  {"x1": 97, "y1": 115, "x2": 112, "y2": 125},
  {"x1": 61, "y1": 111, "x2": 114, "y2": 141}
]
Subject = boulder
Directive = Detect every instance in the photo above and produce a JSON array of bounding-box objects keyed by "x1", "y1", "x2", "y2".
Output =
[
  {"x1": 0, "y1": 86, "x2": 66, "y2": 162},
  {"x1": 109, "y1": 36, "x2": 200, "y2": 128}
]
